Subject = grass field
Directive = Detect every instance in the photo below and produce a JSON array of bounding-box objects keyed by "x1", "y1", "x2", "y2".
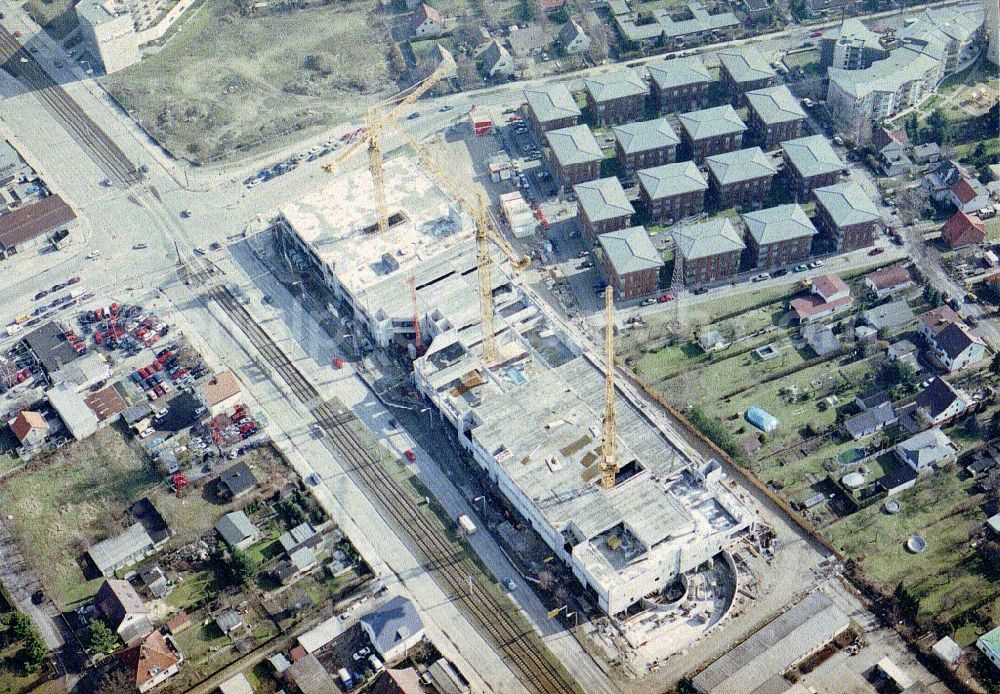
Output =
[
  {"x1": 824, "y1": 472, "x2": 997, "y2": 623},
  {"x1": 0, "y1": 426, "x2": 160, "y2": 608},
  {"x1": 103, "y1": 0, "x2": 396, "y2": 162}
]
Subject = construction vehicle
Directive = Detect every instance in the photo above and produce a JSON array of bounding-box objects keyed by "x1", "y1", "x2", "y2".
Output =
[{"x1": 323, "y1": 46, "x2": 456, "y2": 235}]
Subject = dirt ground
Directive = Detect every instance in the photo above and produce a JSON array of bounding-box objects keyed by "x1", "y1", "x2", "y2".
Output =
[{"x1": 102, "y1": 0, "x2": 396, "y2": 163}]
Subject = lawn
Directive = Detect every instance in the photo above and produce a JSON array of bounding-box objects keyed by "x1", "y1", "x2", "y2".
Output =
[
  {"x1": 985, "y1": 217, "x2": 1000, "y2": 241},
  {"x1": 0, "y1": 426, "x2": 160, "y2": 609},
  {"x1": 783, "y1": 48, "x2": 819, "y2": 71},
  {"x1": 824, "y1": 472, "x2": 996, "y2": 623},
  {"x1": 102, "y1": 0, "x2": 397, "y2": 162}
]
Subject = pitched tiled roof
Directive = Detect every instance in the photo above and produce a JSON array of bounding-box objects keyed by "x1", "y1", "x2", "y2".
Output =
[
  {"x1": 814, "y1": 181, "x2": 880, "y2": 227},
  {"x1": 10, "y1": 410, "x2": 47, "y2": 442},
  {"x1": 811, "y1": 273, "x2": 848, "y2": 299},
  {"x1": 916, "y1": 377, "x2": 964, "y2": 420},
  {"x1": 584, "y1": 68, "x2": 646, "y2": 103},
  {"x1": 951, "y1": 176, "x2": 982, "y2": 204},
  {"x1": 546, "y1": 125, "x2": 603, "y2": 165},
  {"x1": 637, "y1": 161, "x2": 708, "y2": 199},
  {"x1": 941, "y1": 211, "x2": 985, "y2": 248},
  {"x1": 524, "y1": 83, "x2": 581, "y2": 123},
  {"x1": 717, "y1": 45, "x2": 775, "y2": 83},
  {"x1": 613, "y1": 118, "x2": 679, "y2": 154},
  {"x1": 919, "y1": 305, "x2": 960, "y2": 335},
  {"x1": 677, "y1": 105, "x2": 746, "y2": 141},
  {"x1": 742, "y1": 204, "x2": 817, "y2": 245},
  {"x1": 599, "y1": 226, "x2": 664, "y2": 274},
  {"x1": 706, "y1": 147, "x2": 777, "y2": 185},
  {"x1": 119, "y1": 631, "x2": 180, "y2": 689},
  {"x1": 673, "y1": 218, "x2": 745, "y2": 260},
  {"x1": 935, "y1": 321, "x2": 982, "y2": 360},
  {"x1": 647, "y1": 55, "x2": 712, "y2": 90},
  {"x1": 745, "y1": 85, "x2": 806, "y2": 125},
  {"x1": 866, "y1": 264, "x2": 912, "y2": 290},
  {"x1": 574, "y1": 177, "x2": 635, "y2": 223},
  {"x1": 411, "y1": 3, "x2": 442, "y2": 30},
  {"x1": 781, "y1": 135, "x2": 844, "y2": 178}
]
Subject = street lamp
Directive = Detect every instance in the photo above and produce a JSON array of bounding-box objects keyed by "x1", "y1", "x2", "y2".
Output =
[{"x1": 473, "y1": 495, "x2": 486, "y2": 515}]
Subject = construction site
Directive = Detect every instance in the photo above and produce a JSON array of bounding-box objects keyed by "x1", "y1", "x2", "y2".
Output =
[{"x1": 271, "y1": 46, "x2": 761, "y2": 631}]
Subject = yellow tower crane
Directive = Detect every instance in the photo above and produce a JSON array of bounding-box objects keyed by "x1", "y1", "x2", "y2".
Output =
[
  {"x1": 402, "y1": 132, "x2": 530, "y2": 365},
  {"x1": 323, "y1": 46, "x2": 456, "y2": 234},
  {"x1": 599, "y1": 286, "x2": 618, "y2": 490}
]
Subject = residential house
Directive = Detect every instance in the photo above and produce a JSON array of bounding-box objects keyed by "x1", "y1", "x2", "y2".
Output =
[
  {"x1": 360, "y1": 596, "x2": 426, "y2": 662},
  {"x1": 478, "y1": 40, "x2": 514, "y2": 79},
  {"x1": 215, "y1": 510, "x2": 260, "y2": 551},
  {"x1": 0, "y1": 194, "x2": 77, "y2": 258},
  {"x1": 813, "y1": 181, "x2": 881, "y2": 252},
  {"x1": 717, "y1": 46, "x2": 775, "y2": 102},
  {"x1": 801, "y1": 323, "x2": 841, "y2": 357},
  {"x1": 598, "y1": 226, "x2": 664, "y2": 300},
  {"x1": 279, "y1": 522, "x2": 323, "y2": 554},
  {"x1": 673, "y1": 218, "x2": 745, "y2": 285},
  {"x1": 215, "y1": 609, "x2": 244, "y2": 635},
  {"x1": 895, "y1": 427, "x2": 958, "y2": 472},
  {"x1": 410, "y1": 3, "x2": 444, "y2": 37},
  {"x1": 637, "y1": 161, "x2": 708, "y2": 224},
  {"x1": 932, "y1": 637, "x2": 963, "y2": 669},
  {"x1": 8, "y1": 410, "x2": 48, "y2": 449},
  {"x1": 862, "y1": 299, "x2": 915, "y2": 332},
  {"x1": 805, "y1": 0, "x2": 847, "y2": 17},
  {"x1": 523, "y1": 83, "x2": 581, "y2": 133},
  {"x1": 925, "y1": 160, "x2": 963, "y2": 202},
  {"x1": 915, "y1": 377, "x2": 969, "y2": 426},
  {"x1": 647, "y1": 56, "x2": 713, "y2": 113},
  {"x1": 507, "y1": 25, "x2": 546, "y2": 59},
  {"x1": 118, "y1": 631, "x2": 182, "y2": 693},
  {"x1": 558, "y1": 20, "x2": 590, "y2": 54},
  {"x1": 981, "y1": 626, "x2": 1000, "y2": 671},
  {"x1": 790, "y1": 273, "x2": 852, "y2": 323},
  {"x1": 742, "y1": 203, "x2": 817, "y2": 269},
  {"x1": 950, "y1": 175, "x2": 990, "y2": 213},
  {"x1": 197, "y1": 369, "x2": 241, "y2": 416},
  {"x1": 864, "y1": 265, "x2": 913, "y2": 297},
  {"x1": 845, "y1": 402, "x2": 897, "y2": 440},
  {"x1": 877, "y1": 139, "x2": 913, "y2": 177},
  {"x1": 88, "y1": 523, "x2": 156, "y2": 577},
  {"x1": 705, "y1": 147, "x2": 777, "y2": 208},
  {"x1": 918, "y1": 305, "x2": 961, "y2": 342},
  {"x1": 545, "y1": 125, "x2": 602, "y2": 186},
  {"x1": 574, "y1": 177, "x2": 635, "y2": 243},
  {"x1": 745, "y1": 86, "x2": 806, "y2": 149},
  {"x1": 271, "y1": 546, "x2": 318, "y2": 585},
  {"x1": 286, "y1": 653, "x2": 338, "y2": 694},
  {"x1": 583, "y1": 69, "x2": 647, "y2": 125},
  {"x1": 940, "y1": 210, "x2": 986, "y2": 248},
  {"x1": 855, "y1": 388, "x2": 890, "y2": 411},
  {"x1": 613, "y1": 118, "x2": 679, "y2": 171},
  {"x1": 216, "y1": 462, "x2": 259, "y2": 500},
  {"x1": 912, "y1": 142, "x2": 941, "y2": 164},
  {"x1": 742, "y1": 0, "x2": 771, "y2": 21},
  {"x1": 677, "y1": 105, "x2": 747, "y2": 161},
  {"x1": 887, "y1": 338, "x2": 918, "y2": 362},
  {"x1": 782, "y1": 135, "x2": 845, "y2": 201},
  {"x1": 928, "y1": 321, "x2": 987, "y2": 372},
  {"x1": 138, "y1": 565, "x2": 170, "y2": 599},
  {"x1": 95, "y1": 579, "x2": 153, "y2": 644}
]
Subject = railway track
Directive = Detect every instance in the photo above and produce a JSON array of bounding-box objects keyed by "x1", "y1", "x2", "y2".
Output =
[
  {"x1": 205, "y1": 283, "x2": 578, "y2": 694},
  {"x1": 0, "y1": 28, "x2": 142, "y2": 186}
]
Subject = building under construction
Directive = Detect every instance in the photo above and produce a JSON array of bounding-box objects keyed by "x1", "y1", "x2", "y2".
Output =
[{"x1": 279, "y1": 156, "x2": 756, "y2": 616}]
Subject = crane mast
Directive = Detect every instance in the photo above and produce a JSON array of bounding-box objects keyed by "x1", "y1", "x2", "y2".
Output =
[
  {"x1": 599, "y1": 286, "x2": 617, "y2": 490},
  {"x1": 407, "y1": 275, "x2": 424, "y2": 357},
  {"x1": 475, "y1": 195, "x2": 498, "y2": 364},
  {"x1": 323, "y1": 47, "x2": 456, "y2": 234}
]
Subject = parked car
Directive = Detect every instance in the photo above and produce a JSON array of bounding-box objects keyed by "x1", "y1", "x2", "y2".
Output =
[
  {"x1": 793, "y1": 264, "x2": 808, "y2": 272},
  {"x1": 751, "y1": 273, "x2": 771, "y2": 282},
  {"x1": 403, "y1": 449, "x2": 417, "y2": 462},
  {"x1": 868, "y1": 247, "x2": 884, "y2": 256},
  {"x1": 808, "y1": 260, "x2": 824, "y2": 269}
]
